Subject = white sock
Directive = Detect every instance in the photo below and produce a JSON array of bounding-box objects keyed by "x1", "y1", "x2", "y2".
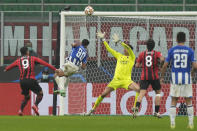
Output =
[
  {"x1": 64, "y1": 77, "x2": 69, "y2": 90},
  {"x1": 55, "y1": 76, "x2": 60, "y2": 86},
  {"x1": 169, "y1": 106, "x2": 176, "y2": 125},
  {"x1": 187, "y1": 105, "x2": 194, "y2": 125}
]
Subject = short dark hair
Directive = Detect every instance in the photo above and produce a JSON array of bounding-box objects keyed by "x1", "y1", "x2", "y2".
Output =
[
  {"x1": 146, "y1": 39, "x2": 155, "y2": 51},
  {"x1": 20, "y1": 46, "x2": 28, "y2": 56},
  {"x1": 82, "y1": 39, "x2": 89, "y2": 47},
  {"x1": 127, "y1": 44, "x2": 133, "y2": 50},
  {"x1": 177, "y1": 32, "x2": 186, "y2": 43}
]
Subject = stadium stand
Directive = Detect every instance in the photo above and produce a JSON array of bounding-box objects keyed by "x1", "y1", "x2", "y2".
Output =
[{"x1": 0, "y1": 0, "x2": 196, "y2": 11}]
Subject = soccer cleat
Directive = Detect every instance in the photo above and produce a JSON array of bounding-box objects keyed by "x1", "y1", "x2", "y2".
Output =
[
  {"x1": 132, "y1": 107, "x2": 139, "y2": 118},
  {"x1": 187, "y1": 124, "x2": 194, "y2": 130},
  {"x1": 32, "y1": 105, "x2": 40, "y2": 116},
  {"x1": 170, "y1": 123, "x2": 175, "y2": 129},
  {"x1": 154, "y1": 112, "x2": 162, "y2": 118},
  {"x1": 54, "y1": 90, "x2": 66, "y2": 97},
  {"x1": 85, "y1": 109, "x2": 95, "y2": 116},
  {"x1": 18, "y1": 110, "x2": 23, "y2": 116}
]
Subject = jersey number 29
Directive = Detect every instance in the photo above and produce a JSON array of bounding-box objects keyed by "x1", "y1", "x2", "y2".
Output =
[{"x1": 174, "y1": 54, "x2": 187, "y2": 68}]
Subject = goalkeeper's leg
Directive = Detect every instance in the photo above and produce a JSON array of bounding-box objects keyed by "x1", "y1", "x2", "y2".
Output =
[
  {"x1": 86, "y1": 87, "x2": 114, "y2": 116},
  {"x1": 128, "y1": 82, "x2": 140, "y2": 118}
]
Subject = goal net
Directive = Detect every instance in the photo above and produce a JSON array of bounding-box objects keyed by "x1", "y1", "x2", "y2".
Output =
[{"x1": 59, "y1": 11, "x2": 197, "y2": 116}]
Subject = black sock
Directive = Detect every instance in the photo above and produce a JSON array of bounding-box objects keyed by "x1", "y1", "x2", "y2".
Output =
[
  {"x1": 35, "y1": 93, "x2": 43, "y2": 106},
  {"x1": 136, "y1": 102, "x2": 141, "y2": 108},
  {"x1": 155, "y1": 105, "x2": 160, "y2": 113},
  {"x1": 21, "y1": 96, "x2": 30, "y2": 111}
]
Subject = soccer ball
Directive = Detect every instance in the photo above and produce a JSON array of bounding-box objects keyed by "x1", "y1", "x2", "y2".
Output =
[{"x1": 84, "y1": 6, "x2": 94, "y2": 16}]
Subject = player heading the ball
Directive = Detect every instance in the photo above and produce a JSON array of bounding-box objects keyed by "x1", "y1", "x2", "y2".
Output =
[
  {"x1": 86, "y1": 31, "x2": 140, "y2": 116},
  {"x1": 161, "y1": 32, "x2": 197, "y2": 129},
  {"x1": 54, "y1": 39, "x2": 89, "y2": 97}
]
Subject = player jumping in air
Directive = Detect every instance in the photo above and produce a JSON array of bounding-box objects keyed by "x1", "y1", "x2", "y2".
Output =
[
  {"x1": 54, "y1": 39, "x2": 89, "y2": 97},
  {"x1": 134, "y1": 39, "x2": 165, "y2": 118},
  {"x1": 86, "y1": 31, "x2": 140, "y2": 116},
  {"x1": 4, "y1": 47, "x2": 57, "y2": 116},
  {"x1": 161, "y1": 32, "x2": 197, "y2": 129}
]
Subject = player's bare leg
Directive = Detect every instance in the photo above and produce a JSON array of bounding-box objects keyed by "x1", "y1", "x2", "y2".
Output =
[
  {"x1": 32, "y1": 91, "x2": 43, "y2": 116},
  {"x1": 19, "y1": 95, "x2": 30, "y2": 116},
  {"x1": 128, "y1": 82, "x2": 140, "y2": 118},
  {"x1": 154, "y1": 90, "x2": 162, "y2": 118},
  {"x1": 86, "y1": 87, "x2": 114, "y2": 116},
  {"x1": 170, "y1": 97, "x2": 178, "y2": 129},
  {"x1": 185, "y1": 97, "x2": 194, "y2": 129}
]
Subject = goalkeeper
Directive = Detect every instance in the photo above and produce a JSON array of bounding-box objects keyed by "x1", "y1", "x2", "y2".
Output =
[{"x1": 86, "y1": 31, "x2": 140, "y2": 115}]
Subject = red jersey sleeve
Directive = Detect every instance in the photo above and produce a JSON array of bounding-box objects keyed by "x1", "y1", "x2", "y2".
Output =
[
  {"x1": 137, "y1": 52, "x2": 143, "y2": 63},
  {"x1": 5, "y1": 59, "x2": 18, "y2": 71},
  {"x1": 33, "y1": 57, "x2": 56, "y2": 71},
  {"x1": 157, "y1": 51, "x2": 162, "y2": 58}
]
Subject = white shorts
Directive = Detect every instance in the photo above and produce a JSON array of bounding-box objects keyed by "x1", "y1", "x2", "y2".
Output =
[
  {"x1": 61, "y1": 61, "x2": 79, "y2": 77},
  {"x1": 170, "y1": 84, "x2": 193, "y2": 98}
]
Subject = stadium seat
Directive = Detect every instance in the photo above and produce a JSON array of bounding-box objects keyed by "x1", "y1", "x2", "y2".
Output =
[
  {"x1": 17, "y1": 0, "x2": 33, "y2": 3},
  {"x1": 112, "y1": 0, "x2": 129, "y2": 4},
  {"x1": 186, "y1": 6, "x2": 197, "y2": 11},
  {"x1": 33, "y1": 0, "x2": 41, "y2": 3},
  {"x1": 91, "y1": 0, "x2": 113, "y2": 4},
  {"x1": 0, "y1": 0, "x2": 17, "y2": 3},
  {"x1": 138, "y1": 0, "x2": 182, "y2": 4},
  {"x1": 46, "y1": 0, "x2": 65, "y2": 3},
  {"x1": 186, "y1": 0, "x2": 197, "y2": 4}
]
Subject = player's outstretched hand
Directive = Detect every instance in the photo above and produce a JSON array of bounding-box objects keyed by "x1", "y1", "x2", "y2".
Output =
[
  {"x1": 96, "y1": 31, "x2": 105, "y2": 39},
  {"x1": 112, "y1": 33, "x2": 120, "y2": 43}
]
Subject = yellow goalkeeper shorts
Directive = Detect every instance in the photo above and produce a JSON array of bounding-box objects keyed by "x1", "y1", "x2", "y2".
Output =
[{"x1": 107, "y1": 79, "x2": 134, "y2": 90}]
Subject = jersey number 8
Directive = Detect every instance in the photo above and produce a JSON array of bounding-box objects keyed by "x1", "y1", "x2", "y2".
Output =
[{"x1": 145, "y1": 55, "x2": 152, "y2": 67}]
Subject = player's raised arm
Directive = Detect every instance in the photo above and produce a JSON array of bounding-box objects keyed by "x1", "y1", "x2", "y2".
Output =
[
  {"x1": 112, "y1": 33, "x2": 135, "y2": 60},
  {"x1": 4, "y1": 59, "x2": 18, "y2": 72},
  {"x1": 97, "y1": 31, "x2": 120, "y2": 59},
  {"x1": 33, "y1": 57, "x2": 56, "y2": 71}
]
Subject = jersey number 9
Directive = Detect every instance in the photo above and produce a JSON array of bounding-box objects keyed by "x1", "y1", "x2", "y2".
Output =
[{"x1": 22, "y1": 59, "x2": 29, "y2": 69}]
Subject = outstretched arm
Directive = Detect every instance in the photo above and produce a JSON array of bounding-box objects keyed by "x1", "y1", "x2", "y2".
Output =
[
  {"x1": 112, "y1": 33, "x2": 135, "y2": 60},
  {"x1": 34, "y1": 57, "x2": 56, "y2": 71},
  {"x1": 97, "y1": 31, "x2": 120, "y2": 59},
  {"x1": 4, "y1": 60, "x2": 18, "y2": 71}
]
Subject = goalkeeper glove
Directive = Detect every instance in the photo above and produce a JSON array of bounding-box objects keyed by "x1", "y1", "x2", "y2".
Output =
[
  {"x1": 112, "y1": 33, "x2": 121, "y2": 44},
  {"x1": 96, "y1": 31, "x2": 106, "y2": 41}
]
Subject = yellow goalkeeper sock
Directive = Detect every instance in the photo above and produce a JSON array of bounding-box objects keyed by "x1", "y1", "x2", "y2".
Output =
[
  {"x1": 133, "y1": 92, "x2": 139, "y2": 108},
  {"x1": 93, "y1": 96, "x2": 104, "y2": 110}
]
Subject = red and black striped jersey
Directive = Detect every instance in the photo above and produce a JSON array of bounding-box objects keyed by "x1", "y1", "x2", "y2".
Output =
[
  {"x1": 5, "y1": 56, "x2": 56, "y2": 80},
  {"x1": 137, "y1": 50, "x2": 162, "y2": 80}
]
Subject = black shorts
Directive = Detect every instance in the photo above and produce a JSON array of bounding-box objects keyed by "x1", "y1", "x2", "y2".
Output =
[
  {"x1": 140, "y1": 79, "x2": 161, "y2": 91},
  {"x1": 20, "y1": 79, "x2": 42, "y2": 96}
]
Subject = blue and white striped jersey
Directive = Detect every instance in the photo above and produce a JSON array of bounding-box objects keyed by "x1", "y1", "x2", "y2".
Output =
[
  {"x1": 165, "y1": 45, "x2": 195, "y2": 84},
  {"x1": 67, "y1": 45, "x2": 88, "y2": 66}
]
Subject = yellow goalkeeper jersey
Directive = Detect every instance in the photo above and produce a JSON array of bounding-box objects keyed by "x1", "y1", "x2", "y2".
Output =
[{"x1": 103, "y1": 41, "x2": 135, "y2": 80}]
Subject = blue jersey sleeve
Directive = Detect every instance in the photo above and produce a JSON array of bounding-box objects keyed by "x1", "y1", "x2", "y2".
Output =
[
  {"x1": 190, "y1": 49, "x2": 195, "y2": 62},
  {"x1": 82, "y1": 54, "x2": 87, "y2": 64},
  {"x1": 165, "y1": 48, "x2": 172, "y2": 62}
]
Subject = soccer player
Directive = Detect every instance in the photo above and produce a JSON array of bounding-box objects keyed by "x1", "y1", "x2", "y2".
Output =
[
  {"x1": 161, "y1": 32, "x2": 197, "y2": 129},
  {"x1": 86, "y1": 31, "x2": 140, "y2": 115},
  {"x1": 54, "y1": 39, "x2": 89, "y2": 97},
  {"x1": 4, "y1": 47, "x2": 57, "y2": 116},
  {"x1": 134, "y1": 39, "x2": 164, "y2": 118}
]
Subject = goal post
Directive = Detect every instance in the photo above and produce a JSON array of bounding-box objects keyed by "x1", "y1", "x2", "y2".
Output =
[{"x1": 59, "y1": 11, "x2": 197, "y2": 116}]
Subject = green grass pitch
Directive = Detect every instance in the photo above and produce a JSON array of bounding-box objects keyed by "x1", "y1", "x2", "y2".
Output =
[{"x1": 0, "y1": 116, "x2": 196, "y2": 131}]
